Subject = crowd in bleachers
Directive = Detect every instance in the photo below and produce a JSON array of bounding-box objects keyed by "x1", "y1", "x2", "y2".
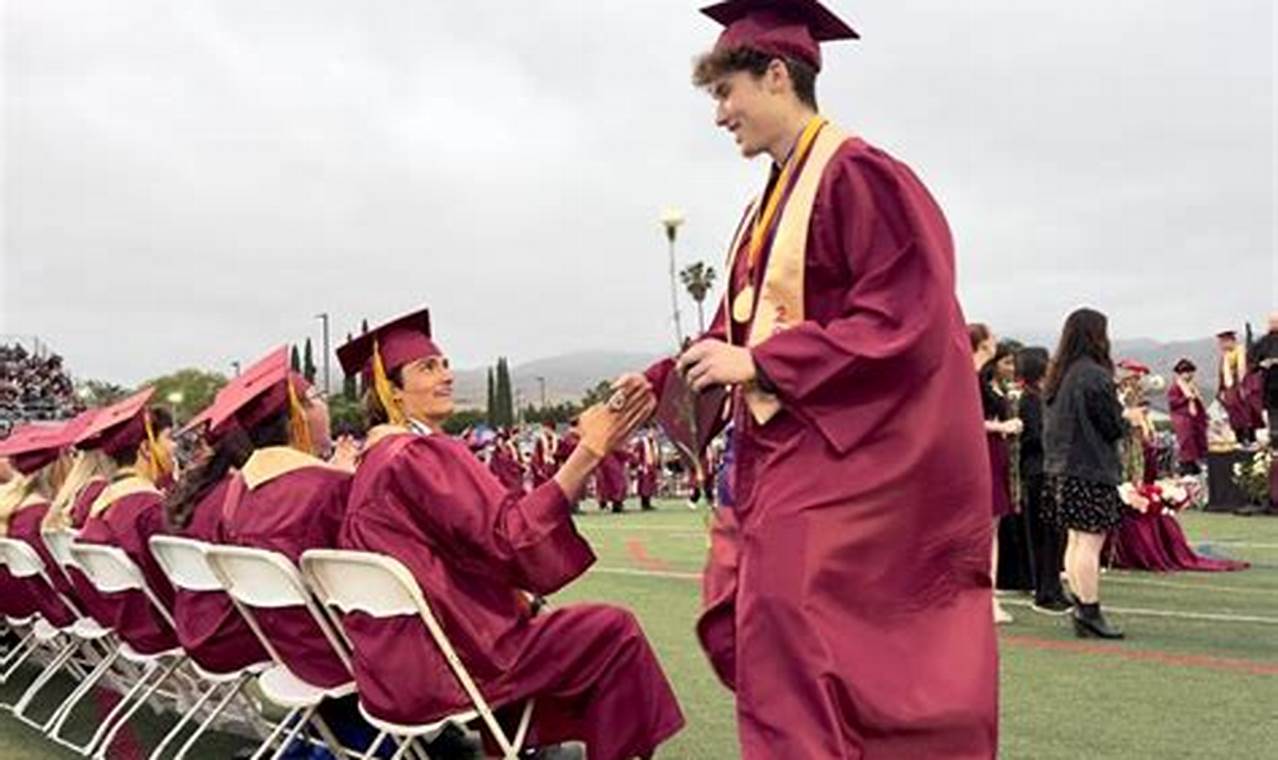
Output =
[{"x1": 0, "y1": 344, "x2": 83, "y2": 432}]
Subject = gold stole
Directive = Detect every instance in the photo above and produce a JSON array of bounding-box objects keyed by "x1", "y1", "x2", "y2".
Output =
[
  {"x1": 723, "y1": 123, "x2": 850, "y2": 424},
  {"x1": 89, "y1": 475, "x2": 161, "y2": 518},
  {"x1": 1220, "y1": 346, "x2": 1246, "y2": 390}
]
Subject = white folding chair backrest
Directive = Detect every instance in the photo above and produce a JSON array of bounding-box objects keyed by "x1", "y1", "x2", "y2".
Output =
[
  {"x1": 204, "y1": 544, "x2": 354, "y2": 676},
  {"x1": 148, "y1": 536, "x2": 223, "y2": 593},
  {"x1": 0, "y1": 538, "x2": 48, "y2": 581},
  {"x1": 69, "y1": 542, "x2": 176, "y2": 629},
  {"x1": 42, "y1": 530, "x2": 77, "y2": 572}
]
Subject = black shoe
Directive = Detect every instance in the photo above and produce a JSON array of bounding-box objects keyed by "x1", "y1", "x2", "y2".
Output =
[
  {"x1": 1073, "y1": 604, "x2": 1124, "y2": 639},
  {"x1": 522, "y1": 743, "x2": 586, "y2": 760},
  {"x1": 425, "y1": 723, "x2": 482, "y2": 759},
  {"x1": 1031, "y1": 596, "x2": 1074, "y2": 615}
]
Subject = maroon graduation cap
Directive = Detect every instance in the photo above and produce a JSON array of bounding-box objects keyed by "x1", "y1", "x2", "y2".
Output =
[
  {"x1": 701, "y1": 0, "x2": 859, "y2": 71},
  {"x1": 75, "y1": 388, "x2": 157, "y2": 458},
  {"x1": 206, "y1": 346, "x2": 312, "y2": 435},
  {"x1": 336, "y1": 307, "x2": 441, "y2": 383},
  {"x1": 0, "y1": 411, "x2": 95, "y2": 474},
  {"x1": 654, "y1": 369, "x2": 729, "y2": 480}
]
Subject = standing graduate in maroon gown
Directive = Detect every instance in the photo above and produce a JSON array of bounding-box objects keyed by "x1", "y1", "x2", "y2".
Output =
[
  {"x1": 593, "y1": 447, "x2": 629, "y2": 513},
  {"x1": 488, "y1": 430, "x2": 526, "y2": 495},
  {"x1": 1167, "y1": 358, "x2": 1208, "y2": 474},
  {"x1": 631, "y1": 428, "x2": 661, "y2": 510},
  {"x1": 530, "y1": 421, "x2": 561, "y2": 488},
  {"x1": 615, "y1": 3, "x2": 997, "y2": 756},
  {"x1": 335, "y1": 308, "x2": 684, "y2": 760},
  {"x1": 75, "y1": 389, "x2": 182, "y2": 654},
  {"x1": 1216, "y1": 330, "x2": 1262, "y2": 445}
]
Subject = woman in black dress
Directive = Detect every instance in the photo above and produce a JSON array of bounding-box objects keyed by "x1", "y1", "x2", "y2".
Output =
[{"x1": 1043, "y1": 308, "x2": 1134, "y2": 639}]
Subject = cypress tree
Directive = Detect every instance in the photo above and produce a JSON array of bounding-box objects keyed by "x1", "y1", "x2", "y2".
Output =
[
  {"x1": 290, "y1": 345, "x2": 301, "y2": 373},
  {"x1": 486, "y1": 368, "x2": 496, "y2": 427},
  {"x1": 303, "y1": 338, "x2": 317, "y2": 383}
]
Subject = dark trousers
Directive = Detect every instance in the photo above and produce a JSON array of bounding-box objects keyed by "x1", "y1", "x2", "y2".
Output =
[{"x1": 1023, "y1": 474, "x2": 1066, "y2": 603}]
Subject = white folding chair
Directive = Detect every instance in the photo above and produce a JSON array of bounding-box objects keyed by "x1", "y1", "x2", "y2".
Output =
[
  {"x1": 203, "y1": 544, "x2": 369, "y2": 760},
  {"x1": 148, "y1": 535, "x2": 276, "y2": 760},
  {"x1": 68, "y1": 541, "x2": 192, "y2": 760},
  {"x1": 0, "y1": 537, "x2": 114, "y2": 731},
  {"x1": 301, "y1": 549, "x2": 533, "y2": 760}
]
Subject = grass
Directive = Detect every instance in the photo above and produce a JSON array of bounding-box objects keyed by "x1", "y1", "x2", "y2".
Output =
[{"x1": 2, "y1": 505, "x2": 1275, "y2": 758}]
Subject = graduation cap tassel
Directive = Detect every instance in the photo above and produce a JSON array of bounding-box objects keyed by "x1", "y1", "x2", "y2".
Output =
[
  {"x1": 287, "y1": 377, "x2": 314, "y2": 454},
  {"x1": 372, "y1": 338, "x2": 408, "y2": 427}
]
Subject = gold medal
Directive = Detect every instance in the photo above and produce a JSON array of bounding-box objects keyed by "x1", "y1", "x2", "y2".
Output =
[{"x1": 732, "y1": 285, "x2": 756, "y2": 323}]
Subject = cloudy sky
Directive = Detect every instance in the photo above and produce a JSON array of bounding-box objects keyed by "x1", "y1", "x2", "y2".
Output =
[{"x1": 2, "y1": 0, "x2": 1274, "y2": 386}]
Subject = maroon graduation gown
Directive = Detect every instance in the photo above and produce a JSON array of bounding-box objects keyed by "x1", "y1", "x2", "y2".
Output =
[
  {"x1": 217, "y1": 449, "x2": 351, "y2": 689},
  {"x1": 1167, "y1": 383, "x2": 1208, "y2": 463},
  {"x1": 338, "y1": 430, "x2": 684, "y2": 760},
  {"x1": 648, "y1": 136, "x2": 997, "y2": 758},
  {"x1": 530, "y1": 433, "x2": 559, "y2": 488},
  {"x1": 166, "y1": 476, "x2": 270, "y2": 674},
  {"x1": 79, "y1": 488, "x2": 180, "y2": 655},
  {"x1": 488, "y1": 442, "x2": 526, "y2": 495},
  {"x1": 632, "y1": 441, "x2": 659, "y2": 500},
  {"x1": 7, "y1": 501, "x2": 79, "y2": 628},
  {"x1": 63, "y1": 479, "x2": 115, "y2": 626},
  {"x1": 593, "y1": 450, "x2": 629, "y2": 505}
]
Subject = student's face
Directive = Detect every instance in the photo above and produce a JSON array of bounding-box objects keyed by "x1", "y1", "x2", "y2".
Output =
[
  {"x1": 396, "y1": 355, "x2": 455, "y2": 425},
  {"x1": 711, "y1": 66, "x2": 787, "y2": 159},
  {"x1": 995, "y1": 354, "x2": 1016, "y2": 382}
]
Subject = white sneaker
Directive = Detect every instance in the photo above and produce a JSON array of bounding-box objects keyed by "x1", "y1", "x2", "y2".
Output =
[
  {"x1": 994, "y1": 602, "x2": 1014, "y2": 625},
  {"x1": 687, "y1": 499, "x2": 699, "y2": 510}
]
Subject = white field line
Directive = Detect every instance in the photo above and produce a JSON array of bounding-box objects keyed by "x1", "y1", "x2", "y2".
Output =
[
  {"x1": 1104, "y1": 574, "x2": 1278, "y2": 596},
  {"x1": 1193, "y1": 541, "x2": 1278, "y2": 550},
  {"x1": 589, "y1": 566, "x2": 1278, "y2": 626}
]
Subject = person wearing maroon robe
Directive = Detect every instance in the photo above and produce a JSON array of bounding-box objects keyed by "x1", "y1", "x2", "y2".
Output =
[
  {"x1": 617, "y1": 4, "x2": 998, "y2": 756},
  {"x1": 73, "y1": 389, "x2": 181, "y2": 654},
  {"x1": 487, "y1": 432, "x2": 526, "y2": 495},
  {"x1": 593, "y1": 448, "x2": 629, "y2": 513},
  {"x1": 1216, "y1": 331, "x2": 1262, "y2": 445},
  {"x1": 335, "y1": 308, "x2": 683, "y2": 760},
  {"x1": 530, "y1": 422, "x2": 561, "y2": 488},
  {"x1": 631, "y1": 430, "x2": 660, "y2": 510}
]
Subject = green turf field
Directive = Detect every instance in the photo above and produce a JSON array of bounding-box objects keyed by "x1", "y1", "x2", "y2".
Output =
[{"x1": 3, "y1": 504, "x2": 1274, "y2": 758}]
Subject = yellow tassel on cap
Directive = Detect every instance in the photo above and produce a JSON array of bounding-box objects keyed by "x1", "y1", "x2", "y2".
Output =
[
  {"x1": 287, "y1": 377, "x2": 314, "y2": 453},
  {"x1": 372, "y1": 338, "x2": 407, "y2": 426},
  {"x1": 142, "y1": 412, "x2": 172, "y2": 479}
]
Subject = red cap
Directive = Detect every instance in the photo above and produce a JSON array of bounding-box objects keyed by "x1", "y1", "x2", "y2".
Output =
[
  {"x1": 207, "y1": 346, "x2": 312, "y2": 434},
  {"x1": 1117, "y1": 359, "x2": 1150, "y2": 376},
  {"x1": 76, "y1": 388, "x2": 157, "y2": 458},
  {"x1": 336, "y1": 307, "x2": 441, "y2": 383},
  {"x1": 1, "y1": 409, "x2": 100, "y2": 474},
  {"x1": 701, "y1": 0, "x2": 858, "y2": 72}
]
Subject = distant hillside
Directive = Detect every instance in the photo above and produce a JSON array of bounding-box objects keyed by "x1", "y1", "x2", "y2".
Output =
[{"x1": 452, "y1": 350, "x2": 661, "y2": 409}]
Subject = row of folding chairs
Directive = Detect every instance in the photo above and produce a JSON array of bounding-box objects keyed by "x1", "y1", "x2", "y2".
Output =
[{"x1": 0, "y1": 529, "x2": 535, "y2": 759}]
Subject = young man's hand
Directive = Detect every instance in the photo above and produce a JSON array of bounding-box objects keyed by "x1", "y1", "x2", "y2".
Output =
[{"x1": 677, "y1": 340, "x2": 757, "y2": 391}]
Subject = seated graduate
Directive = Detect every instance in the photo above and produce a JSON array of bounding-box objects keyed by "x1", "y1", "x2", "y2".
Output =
[
  {"x1": 76, "y1": 389, "x2": 181, "y2": 654},
  {"x1": 205, "y1": 346, "x2": 352, "y2": 690},
  {"x1": 0, "y1": 418, "x2": 90, "y2": 627},
  {"x1": 334, "y1": 307, "x2": 685, "y2": 760},
  {"x1": 159, "y1": 396, "x2": 271, "y2": 674}
]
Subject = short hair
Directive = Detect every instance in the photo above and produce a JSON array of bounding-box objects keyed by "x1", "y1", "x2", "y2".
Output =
[
  {"x1": 967, "y1": 323, "x2": 992, "y2": 352},
  {"x1": 692, "y1": 47, "x2": 818, "y2": 110},
  {"x1": 1015, "y1": 347, "x2": 1050, "y2": 385}
]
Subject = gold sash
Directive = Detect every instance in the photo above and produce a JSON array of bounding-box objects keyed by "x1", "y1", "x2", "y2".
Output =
[
  {"x1": 724, "y1": 123, "x2": 850, "y2": 424},
  {"x1": 89, "y1": 475, "x2": 161, "y2": 518},
  {"x1": 241, "y1": 446, "x2": 342, "y2": 491}
]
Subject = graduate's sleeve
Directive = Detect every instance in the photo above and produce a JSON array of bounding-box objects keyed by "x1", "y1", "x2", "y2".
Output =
[
  {"x1": 749, "y1": 151, "x2": 959, "y2": 455},
  {"x1": 1167, "y1": 384, "x2": 1189, "y2": 414},
  {"x1": 389, "y1": 438, "x2": 595, "y2": 595}
]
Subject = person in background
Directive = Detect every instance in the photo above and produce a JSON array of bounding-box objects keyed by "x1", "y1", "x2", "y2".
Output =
[
  {"x1": 1017, "y1": 347, "x2": 1071, "y2": 614},
  {"x1": 1251, "y1": 311, "x2": 1278, "y2": 443},
  {"x1": 631, "y1": 426, "x2": 661, "y2": 511},
  {"x1": 531, "y1": 420, "x2": 561, "y2": 489},
  {"x1": 1167, "y1": 358, "x2": 1208, "y2": 475},
  {"x1": 971, "y1": 324, "x2": 1022, "y2": 624},
  {"x1": 1044, "y1": 308, "x2": 1135, "y2": 640},
  {"x1": 1216, "y1": 330, "x2": 1261, "y2": 445}
]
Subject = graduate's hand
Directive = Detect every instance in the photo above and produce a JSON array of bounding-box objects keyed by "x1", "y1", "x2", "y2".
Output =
[
  {"x1": 577, "y1": 393, "x2": 658, "y2": 459},
  {"x1": 328, "y1": 435, "x2": 361, "y2": 473},
  {"x1": 677, "y1": 340, "x2": 756, "y2": 392},
  {"x1": 611, "y1": 372, "x2": 653, "y2": 399}
]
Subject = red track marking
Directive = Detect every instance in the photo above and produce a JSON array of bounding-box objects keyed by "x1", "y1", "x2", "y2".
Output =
[
  {"x1": 625, "y1": 538, "x2": 672, "y2": 572},
  {"x1": 94, "y1": 688, "x2": 145, "y2": 759},
  {"x1": 1003, "y1": 634, "x2": 1278, "y2": 676}
]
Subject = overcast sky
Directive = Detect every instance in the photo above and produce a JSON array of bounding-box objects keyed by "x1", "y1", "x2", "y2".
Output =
[{"x1": 2, "y1": 0, "x2": 1274, "y2": 386}]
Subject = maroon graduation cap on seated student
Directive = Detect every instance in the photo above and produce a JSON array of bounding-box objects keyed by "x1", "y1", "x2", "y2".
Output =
[
  {"x1": 205, "y1": 346, "x2": 313, "y2": 444},
  {"x1": 0, "y1": 409, "x2": 97, "y2": 475},
  {"x1": 75, "y1": 387, "x2": 157, "y2": 458},
  {"x1": 336, "y1": 307, "x2": 440, "y2": 426},
  {"x1": 701, "y1": 0, "x2": 859, "y2": 71}
]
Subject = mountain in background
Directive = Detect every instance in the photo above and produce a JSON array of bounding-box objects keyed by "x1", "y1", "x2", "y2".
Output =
[{"x1": 449, "y1": 337, "x2": 1228, "y2": 412}]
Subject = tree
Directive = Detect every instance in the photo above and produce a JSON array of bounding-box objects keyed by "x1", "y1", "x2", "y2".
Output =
[
  {"x1": 144, "y1": 368, "x2": 228, "y2": 425},
  {"x1": 442, "y1": 408, "x2": 487, "y2": 436},
  {"x1": 680, "y1": 261, "x2": 718, "y2": 334},
  {"x1": 494, "y1": 357, "x2": 514, "y2": 428},
  {"x1": 290, "y1": 345, "x2": 301, "y2": 373},
  {"x1": 486, "y1": 368, "x2": 496, "y2": 427},
  {"x1": 76, "y1": 379, "x2": 131, "y2": 408},
  {"x1": 342, "y1": 333, "x2": 357, "y2": 401},
  {"x1": 303, "y1": 338, "x2": 317, "y2": 383},
  {"x1": 522, "y1": 401, "x2": 581, "y2": 426},
  {"x1": 361, "y1": 318, "x2": 370, "y2": 334},
  {"x1": 581, "y1": 380, "x2": 614, "y2": 407},
  {"x1": 327, "y1": 393, "x2": 365, "y2": 438}
]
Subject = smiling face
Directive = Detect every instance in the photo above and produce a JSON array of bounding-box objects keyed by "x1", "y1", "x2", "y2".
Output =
[
  {"x1": 709, "y1": 62, "x2": 793, "y2": 159},
  {"x1": 394, "y1": 355, "x2": 455, "y2": 427}
]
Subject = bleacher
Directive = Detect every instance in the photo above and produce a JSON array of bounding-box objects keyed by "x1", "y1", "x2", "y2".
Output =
[{"x1": 0, "y1": 339, "x2": 83, "y2": 437}]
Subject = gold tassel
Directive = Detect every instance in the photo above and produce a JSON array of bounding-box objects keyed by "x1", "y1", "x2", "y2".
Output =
[
  {"x1": 287, "y1": 377, "x2": 314, "y2": 453},
  {"x1": 372, "y1": 338, "x2": 407, "y2": 426},
  {"x1": 142, "y1": 412, "x2": 171, "y2": 480}
]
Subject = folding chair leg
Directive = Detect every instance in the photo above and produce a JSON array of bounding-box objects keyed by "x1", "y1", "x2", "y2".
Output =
[
  {"x1": 171, "y1": 675, "x2": 250, "y2": 760},
  {"x1": 147, "y1": 675, "x2": 228, "y2": 760},
  {"x1": 9, "y1": 639, "x2": 78, "y2": 719},
  {"x1": 309, "y1": 711, "x2": 355, "y2": 760},
  {"x1": 45, "y1": 644, "x2": 120, "y2": 742},
  {"x1": 387, "y1": 736, "x2": 419, "y2": 760},
  {"x1": 356, "y1": 730, "x2": 391, "y2": 760},
  {"x1": 0, "y1": 630, "x2": 39, "y2": 683},
  {"x1": 91, "y1": 656, "x2": 187, "y2": 760},
  {"x1": 79, "y1": 658, "x2": 163, "y2": 756},
  {"x1": 261, "y1": 705, "x2": 316, "y2": 760}
]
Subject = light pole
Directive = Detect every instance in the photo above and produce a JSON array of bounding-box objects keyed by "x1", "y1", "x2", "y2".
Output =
[
  {"x1": 660, "y1": 208, "x2": 686, "y2": 347},
  {"x1": 230, "y1": 360, "x2": 241, "y2": 377},
  {"x1": 315, "y1": 313, "x2": 331, "y2": 397},
  {"x1": 535, "y1": 376, "x2": 547, "y2": 409}
]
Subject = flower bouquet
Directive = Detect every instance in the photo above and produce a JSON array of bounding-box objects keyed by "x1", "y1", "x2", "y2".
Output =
[{"x1": 1231, "y1": 448, "x2": 1274, "y2": 504}]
